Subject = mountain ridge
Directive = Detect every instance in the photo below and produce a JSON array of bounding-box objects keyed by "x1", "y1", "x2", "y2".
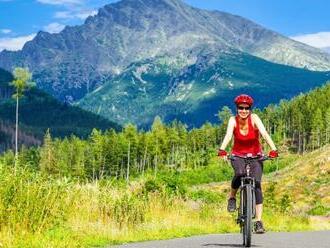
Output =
[
  {"x1": 1, "y1": 0, "x2": 330, "y2": 103},
  {"x1": 77, "y1": 50, "x2": 330, "y2": 127}
]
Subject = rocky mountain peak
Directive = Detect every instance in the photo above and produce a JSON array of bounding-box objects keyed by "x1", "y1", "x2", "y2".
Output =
[{"x1": 1, "y1": 0, "x2": 330, "y2": 104}]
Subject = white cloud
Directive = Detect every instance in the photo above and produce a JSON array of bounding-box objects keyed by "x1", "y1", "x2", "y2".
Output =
[
  {"x1": 54, "y1": 11, "x2": 71, "y2": 19},
  {"x1": 55, "y1": 9, "x2": 97, "y2": 20},
  {"x1": 36, "y1": 0, "x2": 83, "y2": 5},
  {"x1": 75, "y1": 10, "x2": 97, "y2": 19},
  {"x1": 43, "y1": 22, "x2": 65, "y2": 33},
  {"x1": 1, "y1": 29, "x2": 12, "y2": 34},
  {"x1": 291, "y1": 31, "x2": 330, "y2": 49},
  {"x1": 0, "y1": 34, "x2": 36, "y2": 51}
]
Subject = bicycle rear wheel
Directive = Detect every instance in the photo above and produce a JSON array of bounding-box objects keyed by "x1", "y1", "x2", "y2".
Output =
[{"x1": 244, "y1": 185, "x2": 253, "y2": 247}]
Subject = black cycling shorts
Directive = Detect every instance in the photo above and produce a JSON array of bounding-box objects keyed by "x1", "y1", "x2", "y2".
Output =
[{"x1": 230, "y1": 156, "x2": 264, "y2": 204}]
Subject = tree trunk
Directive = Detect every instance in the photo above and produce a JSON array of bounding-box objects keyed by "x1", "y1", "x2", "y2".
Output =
[
  {"x1": 154, "y1": 153, "x2": 158, "y2": 177},
  {"x1": 15, "y1": 95, "x2": 19, "y2": 172},
  {"x1": 302, "y1": 132, "x2": 306, "y2": 154},
  {"x1": 298, "y1": 131, "x2": 302, "y2": 153},
  {"x1": 126, "y1": 141, "x2": 130, "y2": 182},
  {"x1": 142, "y1": 145, "x2": 147, "y2": 176}
]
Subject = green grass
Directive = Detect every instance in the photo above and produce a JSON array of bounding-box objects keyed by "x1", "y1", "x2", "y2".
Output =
[
  {"x1": 263, "y1": 154, "x2": 298, "y2": 173},
  {"x1": 0, "y1": 149, "x2": 329, "y2": 247}
]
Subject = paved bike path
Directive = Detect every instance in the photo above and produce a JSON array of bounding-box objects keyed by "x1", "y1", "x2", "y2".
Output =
[{"x1": 111, "y1": 230, "x2": 330, "y2": 248}]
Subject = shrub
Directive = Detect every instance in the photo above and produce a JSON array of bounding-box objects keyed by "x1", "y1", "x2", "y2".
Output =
[
  {"x1": 159, "y1": 174, "x2": 187, "y2": 196},
  {"x1": 143, "y1": 179, "x2": 162, "y2": 194},
  {"x1": 111, "y1": 193, "x2": 146, "y2": 228},
  {"x1": 98, "y1": 190, "x2": 146, "y2": 229},
  {"x1": 188, "y1": 189, "x2": 225, "y2": 204},
  {"x1": 307, "y1": 203, "x2": 330, "y2": 216}
]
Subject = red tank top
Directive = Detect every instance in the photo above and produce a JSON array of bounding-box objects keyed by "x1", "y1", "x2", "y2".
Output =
[{"x1": 232, "y1": 115, "x2": 262, "y2": 156}]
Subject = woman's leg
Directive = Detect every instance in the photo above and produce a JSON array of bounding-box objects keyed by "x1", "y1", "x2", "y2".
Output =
[
  {"x1": 227, "y1": 158, "x2": 245, "y2": 211},
  {"x1": 230, "y1": 157, "x2": 245, "y2": 198},
  {"x1": 256, "y1": 204, "x2": 263, "y2": 221},
  {"x1": 230, "y1": 188, "x2": 238, "y2": 198},
  {"x1": 251, "y1": 160, "x2": 266, "y2": 233}
]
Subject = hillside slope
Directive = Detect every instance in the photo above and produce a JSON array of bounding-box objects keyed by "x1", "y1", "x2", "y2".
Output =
[
  {"x1": 77, "y1": 51, "x2": 330, "y2": 127},
  {"x1": 0, "y1": 68, "x2": 121, "y2": 152},
  {"x1": 199, "y1": 146, "x2": 330, "y2": 229},
  {"x1": 265, "y1": 146, "x2": 330, "y2": 219},
  {"x1": 0, "y1": 0, "x2": 330, "y2": 102}
]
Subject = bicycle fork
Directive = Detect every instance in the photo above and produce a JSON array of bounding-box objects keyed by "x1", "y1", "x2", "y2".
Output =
[{"x1": 237, "y1": 177, "x2": 256, "y2": 226}]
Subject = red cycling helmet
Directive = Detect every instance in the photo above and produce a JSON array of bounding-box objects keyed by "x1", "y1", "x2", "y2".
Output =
[{"x1": 234, "y1": 94, "x2": 254, "y2": 106}]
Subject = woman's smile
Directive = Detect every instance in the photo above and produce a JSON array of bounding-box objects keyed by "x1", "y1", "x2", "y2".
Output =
[{"x1": 237, "y1": 104, "x2": 250, "y2": 118}]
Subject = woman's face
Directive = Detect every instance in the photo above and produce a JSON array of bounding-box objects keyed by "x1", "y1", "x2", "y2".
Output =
[{"x1": 237, "y1": 104, "x2": 251, "y2": 119}]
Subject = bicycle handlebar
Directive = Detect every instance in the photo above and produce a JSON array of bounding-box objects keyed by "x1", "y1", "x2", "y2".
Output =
[{"x1": 227, "y1": 154, "x2": 273, "y2": 162}]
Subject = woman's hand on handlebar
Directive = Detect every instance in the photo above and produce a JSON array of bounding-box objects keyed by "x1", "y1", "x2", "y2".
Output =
[
  {"x1": 268, "y1": 150, "x2": 279, "y2": 158},
  {"x1": 218, "y1": 149, "x2": 229, "y2": 162}
]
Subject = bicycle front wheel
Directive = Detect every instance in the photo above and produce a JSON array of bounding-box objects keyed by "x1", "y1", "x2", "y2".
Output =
[{"x1": 244, "y1": 185, "x2": 253, "y2": 247}]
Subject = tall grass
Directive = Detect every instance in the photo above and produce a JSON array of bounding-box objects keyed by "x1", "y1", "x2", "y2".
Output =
[
  {"x1": 0, "y1": 151, "x2": 328, "y2": 247},
  {"x1": 0, "y1": 163, "x2": 72, "y2": 234}
]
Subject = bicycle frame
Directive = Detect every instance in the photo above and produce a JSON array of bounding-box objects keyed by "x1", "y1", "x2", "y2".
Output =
[{"x1": 229, "y1": 154, "x2": 269, "y2": 247}]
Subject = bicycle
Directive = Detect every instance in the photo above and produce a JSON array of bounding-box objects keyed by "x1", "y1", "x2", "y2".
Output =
[{"x1": 228, "y1": 154, "x2": 270, "y2": 247}]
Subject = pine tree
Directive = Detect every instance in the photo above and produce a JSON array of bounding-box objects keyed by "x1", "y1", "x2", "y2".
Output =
[
  {"x1": 325, "y1": 107, "x2": 330, "y2": 144},
  {"x1": 11, "y1": 67, "x2": 35, "y2": 170},
  {"x1": 123, "y1": 123, "x2": 139, "y2": 181},
  {"x1": 151, "y1": 116, "x2": 167, "y2": 175},
  {"x1": 39, "y1": 129, "x2": 56, "y2": 175},
  {"x1": 311, "y1": 108, "x2": 324, "y2": 149}
]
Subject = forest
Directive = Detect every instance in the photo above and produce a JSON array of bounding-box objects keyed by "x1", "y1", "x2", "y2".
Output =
[{"x1": 3, "y1": 82, "x2": 329, "y2": 181}]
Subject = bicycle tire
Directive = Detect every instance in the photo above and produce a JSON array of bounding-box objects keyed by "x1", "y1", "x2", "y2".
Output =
[
  {"x1": 241, "y1": 188, "x2": 246, "y2": 245},
  {"x1": 244, "y1": 185, "x2": 253, "y2": 247}
]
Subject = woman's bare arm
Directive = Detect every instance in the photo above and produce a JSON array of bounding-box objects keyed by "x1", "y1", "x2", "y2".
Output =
[
  {"x1": 220, "y1": 117, "x2": 235, "y2": 150},
  {"x1": 252, "y1": 114, "x2": 277, "y2": 150}
]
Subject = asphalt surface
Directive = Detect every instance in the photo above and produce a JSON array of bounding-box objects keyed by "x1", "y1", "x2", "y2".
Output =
[{"x1": 110, "y1": 231, "x2": 330, "y2": 248}]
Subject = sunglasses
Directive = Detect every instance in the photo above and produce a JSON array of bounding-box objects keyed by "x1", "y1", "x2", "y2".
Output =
[{"x1": 237, "y1": 106, "x2": 251, "y2": 110}]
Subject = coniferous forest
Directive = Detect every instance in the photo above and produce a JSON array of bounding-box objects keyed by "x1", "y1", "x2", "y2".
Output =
[{"x1": 3, "y1": 81, "x2": 329, "y2": 180}]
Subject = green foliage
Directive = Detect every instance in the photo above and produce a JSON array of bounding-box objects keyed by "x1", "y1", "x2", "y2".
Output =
[
  {"x1": 157, "y1": 173, "x2": 187, "y2": 196},
  {"x1": 179, "y1": 163, "x2": 232, "y2": 186},
  {"x1": 0, "y1": 69, "x2": 120, "y2": 153},
  {"x1": 109, "y1": 193, "x2": 146, "y2": 228},
  {"x1": 279, "y1": 193, "x2": 292, "y2": 213},
  {"x1": 77, "y1": 50, "x2": 330, "y2": 128},
  {"x1": 263, "y1": 155, "x2": 297, "y2": 173},
  {"x1": 264, "y1": 182, "x2": 278, "y2": 210},
  {"x1": 307, "y1": 202, "x2": 330, "y2": 216},
  {"x1": 11, "y1": 67, "x2": 34, "y2": 98},
  {"x1": 2, "y1": 81, "x2": 329, "y2": 180},
  {"x1": 264, "y1": 182, "x2": 292, "y2": 213},
  {"x1": 143, "y1": 178, "x2": 162, "y2": 193},
  {"x1": 0, "y1": 164, "x2": 72, "y2": 233},
  {"x1": 255, "y1": 82, "x2": 330, "y2": 152},
  {"x1": 188, "y1": 189, "x2": 225, "y2": 204},
  {"x1": 218, "y1": 106, "x2": 233, "y2": 124}
]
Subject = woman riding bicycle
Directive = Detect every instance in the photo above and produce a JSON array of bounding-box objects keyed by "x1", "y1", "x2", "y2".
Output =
[{"x1": 218, "y1": 94, "x2": 278, "y2": 234}]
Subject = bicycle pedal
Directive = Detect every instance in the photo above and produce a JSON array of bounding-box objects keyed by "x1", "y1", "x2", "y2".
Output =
[{"x1": 236, "y1": 218, "x2": 244, "y2": 224}]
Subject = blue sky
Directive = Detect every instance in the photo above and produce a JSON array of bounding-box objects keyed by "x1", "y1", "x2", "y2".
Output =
[{"x1": 0, "y1": 0, "x2": 330, "y2": 51}]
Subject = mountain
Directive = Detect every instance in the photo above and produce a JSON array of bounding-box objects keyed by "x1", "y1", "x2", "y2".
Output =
[
  {"x1": 77, "y1": 50, "x2": 330, "y2": 127},
  {"x1": 1, "y1": 0, "x2": 330, "y2": 104},
  {"x1": 322, "y1": 47, "x2": 330, "y2": 54},
  {"x1": 0, "y1": 68, "x2": 121, "y2": 152}
]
